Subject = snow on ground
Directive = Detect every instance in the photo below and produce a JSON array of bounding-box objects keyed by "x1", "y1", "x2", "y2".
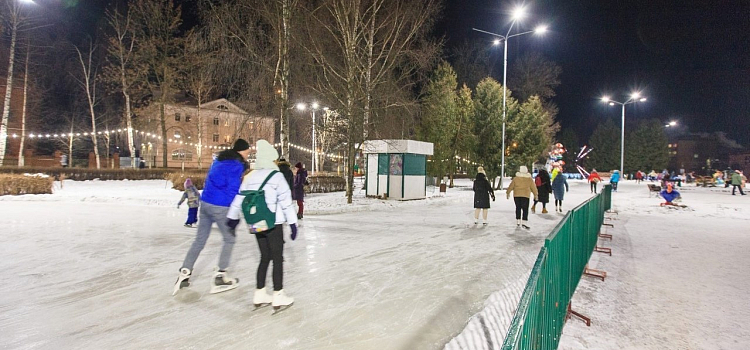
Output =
[
  {"x1": 2, "y1": 177, "x2": 747, "y2": 349},
  {"x1": 0, "y1": 177, "x2": 592, "y2": 350},
  {"x1": 558, "y1": 181, "x2": 750, "y2": 350}
]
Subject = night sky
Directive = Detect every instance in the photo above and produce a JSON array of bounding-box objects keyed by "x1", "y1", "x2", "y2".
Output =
[
  {"x1": 438, "y1": 0, "x2": 750, "y2": 147},
  {"x1": 36, "y1": 0, "x2": 750, "y2": 148}
]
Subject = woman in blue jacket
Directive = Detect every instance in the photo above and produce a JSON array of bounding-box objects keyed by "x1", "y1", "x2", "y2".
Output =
[
  {"x1": 610, "y1": 170, "x2": 620, "y2": 192},
  {"x1": 551, "y1": 172, "x2": 569, "y2": 213}
]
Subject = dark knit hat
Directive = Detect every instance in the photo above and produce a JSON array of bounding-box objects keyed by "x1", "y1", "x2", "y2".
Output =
[
  {"x1": 295, "y1": 162, "x2": 303, "y2": 169},
  {"x1": 232, "y1": 138, "x2": 250, "y2": 152}
]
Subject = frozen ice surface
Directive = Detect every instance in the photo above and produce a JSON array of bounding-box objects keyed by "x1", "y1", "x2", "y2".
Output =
[{"x1": 0, "y1": 178, "x2": 591, "y2": 349}]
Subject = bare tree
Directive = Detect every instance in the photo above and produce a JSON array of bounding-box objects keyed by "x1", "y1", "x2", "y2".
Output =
[
  {"x1": 131, "y1": 0, "x2": 184, "y2": 168},
  {"x1": 182, "y1": 30, "x2": 217, "y2": 169},
  {"x1": 16, "y1": 37, "x2": 29, "y2": 166},
  {"x1": 103, "y1": 3, "x2": 142, "y2": 168},
  {"x1": 73, "y1": 40, "x2": 102, "y2": 168}
]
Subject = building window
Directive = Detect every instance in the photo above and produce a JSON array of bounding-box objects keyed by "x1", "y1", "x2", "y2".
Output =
[
  {"x1": 174, "y1": 131, "x2": 181, "y2": 139},
  {"x1": 175, "y1": 113, "x2": 181, "y2": 122},
  {"x1": 186, "y1": 132, "x2": 192, "y2": 140},
  {"x1": 217, "y1": 105, "x2": 228, "y2": 110},
  {"x1": 213, "y1": 134, "x2": 219, "y2": 142},
  {"x1": 171, "y1": 149, "x2": 193, "y2": 161},
  {"x1": 224, "y1": 118, "x2": 229, "y2": 126},
  {"x1": 185, "y1": 115, "x2": 191, "y2": 122},
  {"x1": 224, "y1": 135, "x2": 231, "y2": 143},
  {"x1": 213, "y1": 117, "x2": 219, "y2": 125}
]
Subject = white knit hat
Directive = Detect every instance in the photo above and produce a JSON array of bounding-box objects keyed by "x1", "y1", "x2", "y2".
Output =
[
  {"x1": 477, "y1": 166, "x2": 486, "y2": 174},
  {"x1": 519, "y1": 166, "x2": 529, "y2": 174},
  {"x1": 254, "y1": 140, "x2": 279, "y2": 170}
]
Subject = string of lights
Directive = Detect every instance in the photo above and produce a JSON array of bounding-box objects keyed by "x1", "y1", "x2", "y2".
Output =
[{"x1": 5, "y1": 128, "x2": 345, "y2": 160}]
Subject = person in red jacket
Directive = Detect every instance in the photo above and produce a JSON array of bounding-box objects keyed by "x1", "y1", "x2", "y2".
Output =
[{"x1": 588, "y1": 169, "x2": 602, "y2": 194}]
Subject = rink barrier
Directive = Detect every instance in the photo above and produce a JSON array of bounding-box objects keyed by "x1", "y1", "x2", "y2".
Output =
[{"x1": 500, "y1": 185, "x2": 612, "y2": 350}]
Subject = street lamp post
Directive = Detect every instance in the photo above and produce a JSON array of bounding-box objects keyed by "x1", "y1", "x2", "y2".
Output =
[
  {"x1": 472, "y1": 7, "x2": 546, "y2": 188},
  {"x1": 296, "y1": 102, "x2": 325, "y2": 175},
  {"x1": 601, "y1": 93, "x2": 647, "y2": 175}
]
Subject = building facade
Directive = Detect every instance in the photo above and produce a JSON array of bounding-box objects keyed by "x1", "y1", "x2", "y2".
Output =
[{"x1": 140, "y1": 98, "x2": 275, "y2": 169}]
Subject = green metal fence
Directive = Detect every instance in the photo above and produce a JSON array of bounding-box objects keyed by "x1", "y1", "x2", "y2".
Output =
[{"x1": 502, "y1": 185, "x2": 612, "y2": 350}]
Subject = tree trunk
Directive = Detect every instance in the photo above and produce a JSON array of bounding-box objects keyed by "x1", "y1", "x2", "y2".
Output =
[
  {"x1": 160, "y1": 101, "x2": 168, "y2": 168},
  {"x1": 18, "y1": 42, "x2": 29, "y2": 167},
  {"x1": 0, "y1": 22, "x2": 18, "y2": 166},
  {"x1": 196, "y1": 94, "x2": 203, "y2": 169}
]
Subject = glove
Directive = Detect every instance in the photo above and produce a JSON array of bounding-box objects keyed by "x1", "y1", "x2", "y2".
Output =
[
  {"x1": 491, "y1": 194, "x2": 496, "y2": 201},
  {"x1": 226, "y1": 219, "x2": 240, "y2": 230},
  {"x1": 290, "y1": 224, "x2": 298, "y2": 241},
  {"x1": 506, "y1": 194, "x2": 510, "y2": 200},
  {"x1": 177, "y1": 204, "x2": 180, "y2": 209}
]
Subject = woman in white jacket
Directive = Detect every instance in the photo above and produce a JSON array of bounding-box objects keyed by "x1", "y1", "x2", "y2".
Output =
[{"x1": 227, "y1": 139, "x2": 298, "y2": 311}]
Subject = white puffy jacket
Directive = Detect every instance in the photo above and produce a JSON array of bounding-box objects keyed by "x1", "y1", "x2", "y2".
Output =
[{"x1": 227, "y1": 169, "x2": 298, "y2": 226}]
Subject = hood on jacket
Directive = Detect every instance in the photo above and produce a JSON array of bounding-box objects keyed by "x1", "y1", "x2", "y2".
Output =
[
  {"x1": 184, "y1": 178, "x2": 193, "y2": 188},
  {"x1": 255, "y1": 139, "x2": 280, "y2": 170},
  {"x1": 276, "y1": 158, "x2": 292, "y2": 168},
  {"x1": 516, "y1": 166, "x2": 531, "y2": 178}
]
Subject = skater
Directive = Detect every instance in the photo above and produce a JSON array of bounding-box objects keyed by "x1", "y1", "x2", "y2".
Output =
[
  {"x1": 506, "y1": 166, "x2": 538, "y2": 229},
  {"x1": 731, "y1": 170, "x2": 746, "y2": 195},
  {"x1": 173, "y1": 138, "x2": 251, "y2": 296},
  {"x1": 293, "y1": 162, "x2": 308, "y2": 219},
  {"x1": 659, "y1": 183, "x2": 681, "y2": 206},
  {"x1": 532, "y1": 169, "x2": 552, "y2": 213},
  {"x1": 551, "y1": 171, "x2": 569, "y2": 213},
  {"x1": 610, "y1": 170, "x2": 620, "y2": 192},
  {"x1": 228, "y1": 140, "x2": 298, "y2": 311},
  {"x1": 472, "y1": 166, "x2": 495, "y2": 225},
  {"x1": 277, "y1": 158, "x2": 294, "y2": 191},
  {"x1": 177, "y1": 178, "x2": 201, "y2": 228},
  {"x1": 635, "y1": 170, "x2": 643, "y2": 184},
  {"x1": 588, "y1": 169, "x2": 602, "y2": 193}
]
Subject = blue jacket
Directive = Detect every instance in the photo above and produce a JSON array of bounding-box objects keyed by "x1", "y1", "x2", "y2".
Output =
[
  {"x1": 200, "y1": 150, "x2": 248, "y2": 207},
  {"x1": 660, "y1": 189, "x2": 680, "y2": 203},
  {"x1": 552, "y1": 174, "x2": 569, "y2": 200},
  {"x1": 610, "y1": 171, "x2": 620, "y2": 183}
]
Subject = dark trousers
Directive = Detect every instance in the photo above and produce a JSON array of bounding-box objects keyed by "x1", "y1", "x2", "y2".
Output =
[
  {"x1": 297, "y1": 200, "x2": 304, "y2": 217},
  {"x1": 611, "y1": 182, "x2": 618, "y2": 191},
  {"x1": 590, "y1": 182, "x2": 598, "y2": 193},
  {"x1": 514, "y1": 197, "x2": 530, "y2": 220},
  {"x1": 732, "y1": 185, "x2": 746, "y2": 195},
  {"x1": 255, "y1": 225, "x2": 285, "y2": 291},
  {"x1": 555, "y1": 199, "x2": 563, "y2": 207},
  {"x1": 185, "y1": 207, "x2": 198, "y2": 225}
]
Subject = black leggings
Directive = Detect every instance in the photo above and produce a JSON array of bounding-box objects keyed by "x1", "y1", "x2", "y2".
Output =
[
  {"x1": 555, "y1": 199, "x2": 563, "y2": 207},
  {"x1": 514, "y1": 197, "x2": 530, "y2": 220},
  {"x1": 255, "y1": 225, "x2": 285, "y2": 291},
  {"x1": 590, "y1": 182, "x2": 598, "y2": 193}
]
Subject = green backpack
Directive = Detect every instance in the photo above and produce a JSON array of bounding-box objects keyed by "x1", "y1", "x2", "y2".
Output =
[{"x1": 240, "y1": 170, "x2": 278, "y2": 234}]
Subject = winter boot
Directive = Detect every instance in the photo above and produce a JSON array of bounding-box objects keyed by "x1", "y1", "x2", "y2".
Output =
[
  {"x1": 172, "y1": 268, "x2": 191, "y2": 296},
  {"x1": 521, "y1": 220, "x2": 530, "y2": 230},
  {"x1": 531, "y1": 204, "x2": 536, "y2": 213},
  {"x1": 272, "y1": 289, "x2": 294, "y2": 312},
  {"x1": 542, "y1": 208, "x2": 548, "y2": 214},
  {"x1": 253, "y1": 287, "x2": 274, "y2": 308},
  {"x1": 210, "y1": 268, "x2": 239, "y2": 294}
]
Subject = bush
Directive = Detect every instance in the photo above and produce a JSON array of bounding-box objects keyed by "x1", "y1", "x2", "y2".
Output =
[
  {"x1": 0, "y1": 174, "x2": 54, "y2": 196},
  {"x1": 166, "y1": 172, "x2": 207, "y2": 191},
  {"x1": 0, "y1": 166, "x2": 205, "y2": 182},
  {"x1": 308, "y1": 175, "x2": 346, "y2": 193}
]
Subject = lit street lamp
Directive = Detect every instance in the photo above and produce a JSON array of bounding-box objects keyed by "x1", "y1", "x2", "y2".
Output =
[
  {"x1": 472, "y1": 7, "x2": 547, "y2": 187},
  {"x1": 601, "y1": 92, "x2": 648, "y2": 175},
  {"x1": 296, "y1": 102, "x2": 326, "y2": 175}
]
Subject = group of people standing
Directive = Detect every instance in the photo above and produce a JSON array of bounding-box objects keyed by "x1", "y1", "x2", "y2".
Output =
[
  {"x1": 473, "y1": 165, "x2": 570, "y2": 229},
  {"x1": 172, "y1": 138, "x2": 310, "y2": 312}
]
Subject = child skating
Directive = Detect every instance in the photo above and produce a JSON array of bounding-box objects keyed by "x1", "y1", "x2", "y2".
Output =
[{"x1": 178, "y1": 178, "x2": 201, "y2": 228}]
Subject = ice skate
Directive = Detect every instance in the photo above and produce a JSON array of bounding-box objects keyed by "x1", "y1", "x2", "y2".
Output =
[
  {"x1": 184, "y1": 224, "x2": 194, "y2": 228},
  {"x1": 272, "y1": 289, "x2": 294, "y2": 314},
  {"x1": 172, "y1": 268, "x2": 191, "y2": 296},
  {"x1": 516, "y1": 219, "x2": 521, "y2": 227},
  {"x1": 531, "y1": 204, "x2": 536, "y2": 213},
  {"x1": 253, "y1": 288, "x2": 274, "y2": 309},
  {"x1": 210, "y1": 269, "x2": 239, "y2": 294},
  {"x1": 521, "y1": 220, "x2": 530, "y2": 230},
  {"x1": 482, "y1": 222, "x2": 488, "y2": 226}
]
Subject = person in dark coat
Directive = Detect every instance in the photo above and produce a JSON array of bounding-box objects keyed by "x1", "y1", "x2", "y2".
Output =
[
  {"x1": 276, "y1": 158, "x2": 294, "y2": 193},
  {"x1": 551, "y1": 172, "x2": 569, "y2": 213},
  {"x1": 472, "y1": 166, "x2": 495, "y2": 225},
  {"x1": 293, "y1": 162, "x2": 308, "y2": 219},
  {"x1": 532, "y1": 169, "x2": 552, "y2": 213}
]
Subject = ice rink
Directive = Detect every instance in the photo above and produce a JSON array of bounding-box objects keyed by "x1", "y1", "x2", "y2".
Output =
[{"x1": 0, "y1": 178, "x2": 593, "y2": 350}]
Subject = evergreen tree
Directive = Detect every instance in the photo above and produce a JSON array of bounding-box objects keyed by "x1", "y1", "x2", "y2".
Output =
[
  {"x1": 587, "y1": 118, "x2": 620, "y2": 172},
  {"x1": 473, "y1": 77, "x2": 513, "y2": 184},
  {"x1": 448, "y1": 84, "x2": 475, "y2": 187},
  {"x1": 625, "y1": 119, "x2": 669, "y2": 173},
  {"x1": 558, "y1": 128, "x2": 579, "y2": 173},
  {"x1": 506, "y1": 95, "x2": 557, "y2": 173},
  {"x1": 418, "y1": 61, "x2": 458, "y2": 179}
]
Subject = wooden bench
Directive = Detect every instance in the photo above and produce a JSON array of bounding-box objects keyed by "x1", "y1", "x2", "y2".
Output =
[
  {"x1": 695, "y1": 176, "x2": 716, "y2": 187},
  {"x1": 647, "y1": 184, "x2": 661, "y2": 197}
]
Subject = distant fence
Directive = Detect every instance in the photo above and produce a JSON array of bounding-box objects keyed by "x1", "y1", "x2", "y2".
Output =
[{"x1": 501, "y1": 185, "x2": 611, "y2": 349}]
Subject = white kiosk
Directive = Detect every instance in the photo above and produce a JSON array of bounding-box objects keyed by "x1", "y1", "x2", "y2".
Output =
[{"x1": 363, "y1": 140, "x2": 434, "y2": 200}]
